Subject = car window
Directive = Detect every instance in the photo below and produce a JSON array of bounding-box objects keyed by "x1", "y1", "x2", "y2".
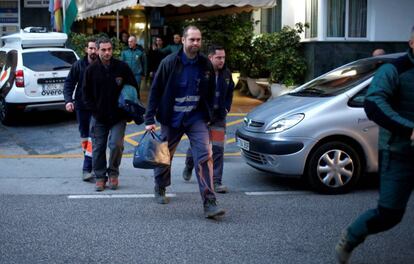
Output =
[
  {"x1": 348, "y1": 86, "x2": 368, "y2": 107},
  {"x1": 0, "y1": 51, "x2": 6, "y2": 70},
  {"x1": 22, "y1": 50, "x2": 77, "y2": 71},
  {"x1": 291, "y1": 57, "x2": 393, "y2": 97}
]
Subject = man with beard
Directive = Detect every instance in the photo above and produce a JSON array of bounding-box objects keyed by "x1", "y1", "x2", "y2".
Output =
[
  {"x1": 64, "y1": 38, "x2": 98, "y2": 181},
  {"x1": 183, "y1": 45, "x2": 234, "y2": 194},
  {"x1": 144, "y1": 26, "x2": 225, "y2": 219},
  {"x1": 83, "y1": 37, "x2": 138, "y2": 191}
]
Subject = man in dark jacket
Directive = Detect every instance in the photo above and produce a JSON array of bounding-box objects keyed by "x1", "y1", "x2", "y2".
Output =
[
  {"x1": 63, "y1": 38, "x2": 97, "y2": 181},
  {"x1": 144, "y1": 26, "x2": 225, "y2": 219},
  {"x1": 83, "y1": 37, "x2": 139, "y2": 192},
  {"x1": 336, "y1": 26, "x2": 414, "y2": 264},
  {"x1": 183, "y1": 45, "x2": 234, "y2": 194}
]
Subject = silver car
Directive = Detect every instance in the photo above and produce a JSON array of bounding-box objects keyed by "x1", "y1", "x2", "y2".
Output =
[{"x1": 236, "y1": 53, "x2": 402, "y2": 194}]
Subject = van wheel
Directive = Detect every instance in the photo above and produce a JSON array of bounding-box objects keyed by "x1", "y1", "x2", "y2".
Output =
[
  {"x1": 0, "y1": 97, "x2": 15, "y2": 125},
  {"x1": 306, "y1": 141, "x2": 362, "y2": 194}
]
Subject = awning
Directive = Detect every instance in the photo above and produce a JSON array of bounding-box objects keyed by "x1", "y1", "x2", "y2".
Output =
[
  {"x1": 76, "y1": 0, "x2": 138, "y2": 20},
  {"x1": 76, "y1": 0, "x2": 276, "y2": 20},
  {"x1": 139, "y1": 0, "x2": 276, "y2": 8}
]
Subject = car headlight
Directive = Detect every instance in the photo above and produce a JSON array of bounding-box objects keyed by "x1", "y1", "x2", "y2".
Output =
[{"x1": 265, "y1": 113, "x2": 305, "y2": 133}]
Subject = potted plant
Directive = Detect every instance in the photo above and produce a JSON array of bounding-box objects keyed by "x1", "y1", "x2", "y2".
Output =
[
  {"x1": 267, "y1": 23, "x2": 307, "y2": 98},
  {"x1": 240, "y1": 23, "x2": 308, "y2": 100}
]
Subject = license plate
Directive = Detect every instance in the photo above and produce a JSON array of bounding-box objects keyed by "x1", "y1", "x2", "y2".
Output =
[
  {"x1": 41, "y1": 83, "x2": 63, "y2": 96},
  {"x1": 236, "y1": 137, "x2": 250, "y2": 151}
]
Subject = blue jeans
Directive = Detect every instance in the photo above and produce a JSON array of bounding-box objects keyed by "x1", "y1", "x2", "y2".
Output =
[
  {"x1": 155, "y1": 120, "x2": 216, "y2": 203},
  {"x1": 76, "y1": 109, "x2": 92, "y2": 172},
  {"x1": 90, "y1": 118, "x2": 126, "y2": 180},
  {"x1": 346, "y1": 150, "x2": 414, "y2": 246}
]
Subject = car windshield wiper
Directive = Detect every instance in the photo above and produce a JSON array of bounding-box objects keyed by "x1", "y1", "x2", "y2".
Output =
[
  {"x1": 52, "y1": 66, "x2": 71, "y2": 70},
  {"x1": 292, "y1": 88, "x2": 327, "y2": 96}
]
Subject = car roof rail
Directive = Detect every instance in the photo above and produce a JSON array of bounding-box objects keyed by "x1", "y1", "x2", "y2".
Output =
[
  {"x1": 23, "y1": 27, "x2": 48, "y2": 33},
  {"x1": 1, "y1": 28, "x2": 67, "y2": 49}
]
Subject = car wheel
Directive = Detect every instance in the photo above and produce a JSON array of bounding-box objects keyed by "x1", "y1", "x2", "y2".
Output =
[
  {"x1": 0, "y1": 97, "x2": 15, "y2": 125},
  {"x1": 306, "y1": 141, "x2": 362, "y2": 194}
]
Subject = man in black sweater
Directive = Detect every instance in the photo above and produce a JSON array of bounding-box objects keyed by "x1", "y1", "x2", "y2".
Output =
[{"x1": 83, "y1": 37, "x2": 138, "y2": 192}]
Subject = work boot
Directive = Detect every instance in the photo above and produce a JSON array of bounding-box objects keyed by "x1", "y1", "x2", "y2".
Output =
[
  {"x1": 108, "y1": 177, "x2": 119, "y2": 190},
  {"x1": 82, "y1": 171, "x2": 94, "y2": 182},
  {"x1": 214, "y1": 183, "x2": 228, "y2": 194},
  {"x1": 182, "y1": 165, "x2": 192, "y2": 181},
  {"x1": 335, "y1": 231, "x2": 355, "y2": 264},
  {"x1": 95, "y1": 179, "x2": 106, "y2": 192},
  {"x1": 203, "y1": 199, "x2": 225, "y2": 219},
  {"x1": 154, "y1": 186, "x2": 169, "y2": 204}
]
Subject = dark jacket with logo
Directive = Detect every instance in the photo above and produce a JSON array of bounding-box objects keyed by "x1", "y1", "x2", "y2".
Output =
[
  {"x1": 214, "y1": 65, "x2": 234, "y2": 121},
  {"x1": 63, "y1": 56, "x2": 90, "y2": 109},
  {"x1": 82, "y1": 57, "x2": 138, "y2": 125},
  {"x1": 364, "y1": 50, "x2": 414, "y2": 154},
  {"x1": 144, "y1": 49, "x2": 215, "y2": 126}
]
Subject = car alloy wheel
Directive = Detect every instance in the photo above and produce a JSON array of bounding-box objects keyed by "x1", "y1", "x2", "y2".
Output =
[{"x1": 307, "y1": 141, "x2": 362, "y2": 194}]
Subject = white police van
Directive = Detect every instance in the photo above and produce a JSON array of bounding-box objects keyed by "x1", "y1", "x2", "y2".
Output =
[{"x1": 0, "y1": 27, "x2": 79, "y2": 125}]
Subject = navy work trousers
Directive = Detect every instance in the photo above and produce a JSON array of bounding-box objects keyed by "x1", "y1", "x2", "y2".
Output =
[
  {"x1": 185, "y1": 119, "x2": 226, "y2": 185},
  {"x1": 155, "y1": 119, "x2": 216, "y2": 202},
  {"x1": 76, "y1": 109, "x2": 92, "y2": 173},
  {"x1": 346, "y1": 150, "x2": 414, "y2": 247}
]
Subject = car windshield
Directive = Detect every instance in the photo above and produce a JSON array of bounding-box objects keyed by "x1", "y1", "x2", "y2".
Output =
[
  {"x1": 291, "y1": 57, "x2": 394, "y2": 97},
  {"x1": 22, "y1": 50, "x2": 77, "y2": 71}
]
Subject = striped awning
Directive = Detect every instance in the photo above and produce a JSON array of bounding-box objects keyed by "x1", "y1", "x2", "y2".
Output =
[
  {"x1": 76, "y1": 0, "x2": 276, "y2": 20},
  {"x1": 76, "y1": 0, "x2": 138, "y2": 20},
  {"x1": 139, "y1": 0, "x2": 276, "y2": 7}
]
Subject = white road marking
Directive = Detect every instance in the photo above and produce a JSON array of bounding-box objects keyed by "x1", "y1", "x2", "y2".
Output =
[
  {"x1": 245, "y1": 191, "x2": 310, "y2": 196},
  {"x1": 67, "y1": 191, "x2": 310, "y2": 199},
  {"x1": 67, "y1": 194, "x2": 177, "y2": 199}
]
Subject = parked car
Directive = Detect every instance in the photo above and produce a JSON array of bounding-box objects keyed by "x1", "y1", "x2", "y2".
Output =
[
  {"x1": 236, "y1": 53, "x2": 403, "y2": 194},
  {"x1": 0, "y1": 27, "x2": 78, "y2": 125}
]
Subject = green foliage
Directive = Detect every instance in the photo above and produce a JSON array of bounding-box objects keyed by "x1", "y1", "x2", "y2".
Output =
[
  {"x1": 169, "y1": 13, "x2": 255, "y2": 74},
  {"x1": 248, "y1": 23, "x2": 307, "y2": 86},
  {"x1": 172, "y1": 16, "x2": 306, "y2": 86},
  {"x1": 267, "y1": 23, "x2": 307, "y2": 86},
  {"x1": 67, "y1": 32, "x2": 127, "y2": 59}
]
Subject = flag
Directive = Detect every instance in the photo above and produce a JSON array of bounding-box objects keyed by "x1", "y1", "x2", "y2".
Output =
[
  {"x1": 63, "y1": 0, "x2": 78, "y2": 34},
  {"x1": 54, "y1": 0, "x2": 63, "y2": 32},
  {"x1": 48, "y1": 0, "x2": 55, "y2": 30}
]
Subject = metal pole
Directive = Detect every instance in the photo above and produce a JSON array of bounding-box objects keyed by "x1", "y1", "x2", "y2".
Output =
[
  {"x1": 116, "y1": 11, "x2": 120, "y2": 39},
  {"x1": 62, "y1": 0, "x2": 66, "y2": 33}
]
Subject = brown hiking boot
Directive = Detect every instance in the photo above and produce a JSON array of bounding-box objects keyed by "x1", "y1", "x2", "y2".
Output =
[
  {"x1": 108, "y1": 177, "x2": 119, "y2": 190},
  {"x1": 95, "y1": 179, "x2": 106, "y2": 192}
]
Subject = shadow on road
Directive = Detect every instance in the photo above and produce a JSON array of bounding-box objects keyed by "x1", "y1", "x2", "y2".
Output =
[{"x1": 4, "y1": 110, "x2": 75, "y2": 127}]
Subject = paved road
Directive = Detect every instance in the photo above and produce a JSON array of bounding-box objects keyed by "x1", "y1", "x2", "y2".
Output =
[{"x1": 1, "y1": 107, "x2": 414, "y2": 263}]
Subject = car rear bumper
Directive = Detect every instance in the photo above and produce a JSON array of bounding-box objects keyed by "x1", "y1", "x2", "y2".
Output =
[{"x1": 7, "y1": 101, "x2": 65, "y2": 112}]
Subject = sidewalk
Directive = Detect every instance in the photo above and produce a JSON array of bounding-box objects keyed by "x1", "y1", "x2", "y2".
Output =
[{"x1": 140, "y1": 84, "x2": 263, "y2": 114}]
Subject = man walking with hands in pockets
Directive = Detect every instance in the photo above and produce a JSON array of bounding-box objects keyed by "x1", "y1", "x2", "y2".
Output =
[{"x1": 144, "y1": 25, "x2": 225, "y2": 219}]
